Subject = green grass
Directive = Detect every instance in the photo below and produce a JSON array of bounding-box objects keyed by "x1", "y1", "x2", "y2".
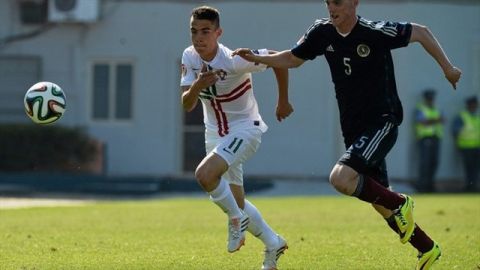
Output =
[{"x1": 0, "y1": 195, "x2": 479, "y2": 269}]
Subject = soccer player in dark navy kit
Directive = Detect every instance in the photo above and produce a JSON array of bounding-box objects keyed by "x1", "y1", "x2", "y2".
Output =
[{"x1": 233, "y1": 0, "x2": 461, "y2": 269}]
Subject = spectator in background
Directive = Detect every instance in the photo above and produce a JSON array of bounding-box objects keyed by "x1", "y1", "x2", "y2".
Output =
[
  {"x1": 415, "y1": 89, "x2": 444, "y2": 192},
  {"x1": 452, "y1": 96, "x2": 480, "y2": 192}
]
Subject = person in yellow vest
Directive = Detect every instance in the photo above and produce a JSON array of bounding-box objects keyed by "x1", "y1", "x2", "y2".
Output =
[
  {"x1": 452, "y1": 96, "x2": 480, "y2": 192},
  {"x1": 415, "y1": 89, "x2": 445, "y2": 192}
]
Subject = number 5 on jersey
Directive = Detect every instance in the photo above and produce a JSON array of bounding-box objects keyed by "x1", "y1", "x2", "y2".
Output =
[{"x1": 343, "y1": 57, "x2": 352, "y2": 75}]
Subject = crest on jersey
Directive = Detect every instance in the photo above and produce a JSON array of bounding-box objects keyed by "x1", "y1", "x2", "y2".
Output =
[
  {"x1": 357, "y1": 44, "x2": 370, "y2": 57},
  {"x1": 216, "y1": 69, "x2": 227, "y2": 80}
]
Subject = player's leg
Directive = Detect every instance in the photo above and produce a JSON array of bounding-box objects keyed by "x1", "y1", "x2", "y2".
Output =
[
  {"x1": 247, "y1": 201, "x2": 287, "y2": 270},
  {"x1": 196, "y1": 152, "x2": 243, "y2": 219},
  {"x1": 329, "y1": 123, "x2": 405, "y2": 210},
  {"x1": 229, "y1": 182, "x2": 245, "y2": 209},
  {"x1": 330, "y1": 164, "x2": 410, "y2": 212},
  {"x1": 219, "y1": 179, "x2": 249, "y2": 253},
  {"x1": 329, "y1": 121, "x2": 414, "y2": 243},
  {"x1": 230, "y1": 183, "x2": 287, "y2": 270},
  {"x1": 369, "y1": 163, "x2": 441, "y2": 269},
  {"x1": 227, "y1": 128, "x2": 287, "y2": 269},
  {"x1": 241, "y1": 196, "x2": 287, "y2": 270},
  {"x1": 373, "y1": 204, "x2": 435, "y2": 249},
  {"x1": 210, "y1": 128, "x2": 265, "y2": 253},
  {"x1": 196, "y1": 134, "x2": 250, "y2": 253},
  {"x1": 229, "y1": 179, "x2": 281, "y2": 249},
  {"x1": 373, "y1": 204, "x2": 441, "y2": 269}
]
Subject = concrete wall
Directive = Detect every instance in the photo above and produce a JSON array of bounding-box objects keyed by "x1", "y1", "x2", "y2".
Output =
[{"x1": 1, "y1": 0, "x2": 478, "y2": 181}]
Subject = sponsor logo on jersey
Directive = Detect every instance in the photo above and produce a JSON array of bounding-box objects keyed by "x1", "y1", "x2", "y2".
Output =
[
  {"x1": 357, "y1": 44, "x2": 370, "y2": 57},
  {"x1": 326, "y1": 45, "x2": 335, "y2": 52}
]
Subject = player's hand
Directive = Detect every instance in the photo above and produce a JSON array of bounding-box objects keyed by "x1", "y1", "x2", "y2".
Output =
[
  {"x1": 276, "y1": 101, "x2": 294, "y2": 122},
  {"x1": 195, "y1": 64, "x2": 218, "y2": 89},
  {"x1": 444, "y1": 66, "x2": 462, "y2": 90},
  {"x1": 232, "y1": 48, "x2": 257, "y2": 63}
]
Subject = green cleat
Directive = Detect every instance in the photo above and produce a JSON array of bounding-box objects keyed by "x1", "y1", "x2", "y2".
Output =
[
  {"x1": 417, "y1": 242, "x2": 441, "y2": 270},
  {"x1": 393, "y1": 194, "x2": 415, "y2": 244}
]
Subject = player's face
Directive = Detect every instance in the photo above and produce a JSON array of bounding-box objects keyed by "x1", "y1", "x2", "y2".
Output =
[
  {"x1": 324, "y1": 0, "x2": 358, "y2": 31},
  {"x1": 190, "y1": 18, "x2": 222, "y2": 61}
]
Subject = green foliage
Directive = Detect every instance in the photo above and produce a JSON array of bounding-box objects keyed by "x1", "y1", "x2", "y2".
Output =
[
  {"x1": 0, "y1": 124, "x2": 98, "y2": 172},
  {"x1": 0, "y1": 195, "x2": 478, "y2": 269}
]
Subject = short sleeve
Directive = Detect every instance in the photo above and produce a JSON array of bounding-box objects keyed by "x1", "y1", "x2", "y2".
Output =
[
  {"x1": 374, "y1": 21, "x2": 412, "y2": 50},
  {"x1": 180, "y1": 50, "x2": 197, "y2": 87},
  {"x1": 291, "y1": 21, "x2": 327, "y2": 60},
  {"x1": 232, "y1": 49, "x2": 268, "y2": 74}
]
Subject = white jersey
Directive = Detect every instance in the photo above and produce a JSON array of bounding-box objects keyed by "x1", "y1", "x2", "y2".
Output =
[{"x1": 181, "y1": 43, "x2": 269, "y2": 137}]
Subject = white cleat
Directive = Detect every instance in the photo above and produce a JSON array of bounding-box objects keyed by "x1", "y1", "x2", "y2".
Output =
[
  {"x1": 227, "y1": 212, "x2": 249, "y2": 253},
  {"x1": 262, "y1": 234, "x2": 288, "y2": 270}
]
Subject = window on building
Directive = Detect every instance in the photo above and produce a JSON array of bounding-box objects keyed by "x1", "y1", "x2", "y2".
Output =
[{"x1": 91, "y1": 61, "x2": 133, "y2": 121}]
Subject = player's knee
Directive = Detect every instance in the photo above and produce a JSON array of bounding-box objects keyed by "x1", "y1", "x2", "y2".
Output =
[
  {"x1": 195, "y1": 153, "x2": 228, "y2": 191},
  {"x1": 329, "y1": 169, "x2": 350, "y2": 194},
  {"x1": 195, "y1": 164, "x2": 219, "y2": 190},
  {"x1": 195, "y1": 165, "x2": 208, "y2": 186}
]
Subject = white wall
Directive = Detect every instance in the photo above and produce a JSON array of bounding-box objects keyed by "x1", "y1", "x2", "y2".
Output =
[{"x1": 1, "y1": 0, "x2": 478, "y2": 180}]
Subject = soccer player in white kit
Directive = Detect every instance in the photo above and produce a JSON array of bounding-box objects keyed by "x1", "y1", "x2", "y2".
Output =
[{"x1": 181, "y1": 6, "x2": 293, "y2": 270}]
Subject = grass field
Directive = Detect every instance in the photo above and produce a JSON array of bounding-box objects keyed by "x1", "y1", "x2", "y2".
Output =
[{"x1": 0, "y1": 194, "x2": 478, "y2": 269}]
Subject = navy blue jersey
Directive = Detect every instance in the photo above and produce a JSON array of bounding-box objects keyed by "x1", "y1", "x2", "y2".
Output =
[{"x1": 292, "y1": 17, "x2": 412, "y2": 143}]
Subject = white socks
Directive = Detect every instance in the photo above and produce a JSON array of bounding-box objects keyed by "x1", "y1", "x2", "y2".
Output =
[
  {"x1": 209, "y1": 179, "x2": 242, "y2": 218},
  {"x1": 244, "y1": 199, "x2": 278, "y2": 248},
  {"x1": 209, "y1": 181, "x2": 278, "y2": 248}
]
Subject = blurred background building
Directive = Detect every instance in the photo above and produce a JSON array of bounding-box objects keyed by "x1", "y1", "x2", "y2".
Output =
[{"x1": 0, "y1": 0, "x2": 479, "y2": 188}]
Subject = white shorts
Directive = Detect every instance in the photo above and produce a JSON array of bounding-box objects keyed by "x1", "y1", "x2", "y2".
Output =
[{"x1": 206, "y1": 128, "x2": 263, "y2": 186}]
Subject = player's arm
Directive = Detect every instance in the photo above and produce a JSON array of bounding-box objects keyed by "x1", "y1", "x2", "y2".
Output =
[
  {"x1": 181, "y1": 64, "x2": 218, "y2": 112},
  {"x1": 268, "y1": 50, "x2": 294, "y2": 122},
  {"x1": 232, "y1": 49, "x2": 305, "y2": 69},
  {"x1": 409, "y1": 23, "x2": 461, "y2": 89},
  {"x1": 181, "y1": 85, "x2": 200, "y2": 112}
]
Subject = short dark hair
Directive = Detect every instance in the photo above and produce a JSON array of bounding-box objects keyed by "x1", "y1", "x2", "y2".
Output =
[
  {"x1": 191, "y1": 6, "x2": 220, "y2": 28},
  {"x1": 466, "y1": 95, "x2": 478, "y2": 105},
  {"x1": 423, "y1": 88, "x2": 436, "y2": 99}
]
